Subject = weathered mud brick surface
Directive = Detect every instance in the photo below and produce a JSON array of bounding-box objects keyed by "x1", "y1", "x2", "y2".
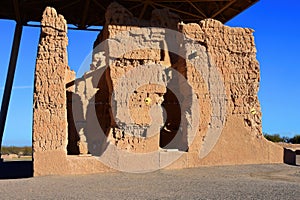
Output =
[
  {"x1": 32, "y1": 7, "x2": 78, "y2": 176},
  {"x1": 33, "y1": 3, "x2": 284, "y2": 176},
  {"x1": 33, "y1": 7, "x2": 68, "y2": 153},
  {"x1": 180, "y1": 20, "x2": 283, "y2": 166},
  {"x1": 181, "y1": 19, "x2": 262, "y2": 137}
]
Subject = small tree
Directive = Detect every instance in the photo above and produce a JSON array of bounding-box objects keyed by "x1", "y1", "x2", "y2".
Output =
[
  {"x1": 23, "y1": 147, "x2": 32, "y2": 156},
  {"x1": 263, "y1": 133, "x2": 284, "y2": 143},
  {"x1": 289, "y1": 135, "x2": 300, "y2": 144}
]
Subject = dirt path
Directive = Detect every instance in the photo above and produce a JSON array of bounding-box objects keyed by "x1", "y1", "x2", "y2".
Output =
[{"x1": 0, "y1": 164, "x2": 299, "y2": 199}]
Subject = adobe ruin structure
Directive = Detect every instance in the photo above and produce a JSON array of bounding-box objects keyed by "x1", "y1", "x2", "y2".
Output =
[
  {"x1": 31, "y1": 3, "x2": 285, "y2": 176},
  {"x1": 0, "y1": 0, "x2": 292, "y2": 177}
]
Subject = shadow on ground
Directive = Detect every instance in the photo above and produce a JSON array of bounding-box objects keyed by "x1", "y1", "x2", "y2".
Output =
[
  {"x1": 0, "y1": 151, "x2": 297, "y2": 179},
  {"x1": 0, "y1": 161, "x2": 33, "y2": 179}
]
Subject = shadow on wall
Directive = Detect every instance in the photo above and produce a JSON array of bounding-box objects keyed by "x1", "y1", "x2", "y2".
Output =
[
  {"x1": 0, "y1": 161, "x2": 33, "y2": 179},
  {"x1": 160, "y1": 88, "x2": 181, "y2": 149},
  {"x1": 66, "y1": 67, "x2": 111, "y2": 156},
  {"x1": 67, "y1": 89, "x2": 80, "y2": 155}
]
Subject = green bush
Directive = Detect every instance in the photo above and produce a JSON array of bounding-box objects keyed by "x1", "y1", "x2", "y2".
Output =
[
  {"x1": 288, "y1": 135, "x2": 300, "y2": 144},
  {"x1": 264, "y1": 133, "x2": 300, "y2": 144},
  {"x1": 263, "y1": 133, "x2": 284, "y2": 143},
  {"x1": 1, "y1": 146, "x2": 32, "y2": 156}
]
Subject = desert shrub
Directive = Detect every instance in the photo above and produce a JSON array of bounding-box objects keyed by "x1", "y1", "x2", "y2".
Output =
[
  {"x1": 289, "y1": 135, "x2": 300, "y2": 144},
  {"x1": 1, "y1": 146, "x2": 32, "y2": 155},
  {"x1": 264, "y1": 133, "x2": 300, "y2": 144},
  {"x1": 263, "y1": 133, "x2": 285, "y2": 143}
]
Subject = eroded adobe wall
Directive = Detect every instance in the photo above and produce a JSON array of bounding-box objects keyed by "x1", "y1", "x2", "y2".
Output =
[
  {"x1": 74, "y1": 27, "x2": 173, "y2": 155},
  {"x1": 33, "y1": 7, "x2": 112, "y2": 176},
  {"x1": 34, "y1": 4, "x2": 283, "y2": 176},
  {"x1": 88, "y1": 3, "x2": 186, "y2": 154},
  {"x1": 89, "y1": 22, "x2": 283, "y2": 168},
  {"x1": 176, "y1": 20, "x2": 284, "y2": 167},
  {"x1": 33, "y1": 7, "x2": 70, "y2": 175},
  {"x1": 182, "y1": 20, "x2": 262, "y2": 137},
  {"x1": 92, "y1": 2, "x2": 180, "y2": 52},
  {"x1": 72, "y1": 3, "x2": 183, "y2": 155},
  {"x1": 72, "y1": 3, "x2": 283, "y2": 168}
]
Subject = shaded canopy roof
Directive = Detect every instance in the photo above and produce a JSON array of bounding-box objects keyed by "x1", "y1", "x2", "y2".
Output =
[{"x1": 0, "y1": 0, "x2": 258, "y2": 30}]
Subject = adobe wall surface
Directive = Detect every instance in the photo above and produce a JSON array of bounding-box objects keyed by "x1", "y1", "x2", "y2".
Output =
[
  {"x1": 33, "y1": 7, "x2": 113, "y2": 176},
  {"x1": 33, "y1": 5, "x2": 284, "y2": 176},
  {"x1": 32, "y1": 7, "x2": 69, "y2": 175},
  {"x1": 178, "y1": 20, "x2": 284, "y2": 166},
  {"x1": 277, "y1": 143, "x2": 300, "y2": 151},
  {"x1": 84, "y1": 22, "x2": 283, "y2": 170}
]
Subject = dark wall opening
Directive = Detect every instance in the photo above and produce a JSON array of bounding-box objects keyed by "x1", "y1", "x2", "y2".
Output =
[
  {"x1": 160, "y1": 88, "x2": 181, "y2": 149},
  {"x1": 66, "y1": 89, "x2": 80, "y2": 155},
  {"x1": 95, "y1": 68, "x2": 112, "y2": 137}
]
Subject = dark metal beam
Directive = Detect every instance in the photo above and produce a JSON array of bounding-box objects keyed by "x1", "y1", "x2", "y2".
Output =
[
  {"x1": 211, "y1": 0, "x2": 236, "y2": 18},
  {"x1": 139, "y1": 1, "x2": 149, "y2": 19},
  {"x1": 152, "y1": 2, "x2": 202, "y2": 19},
  {"x1": 25, "y1": 23, "x2": 102, "y2": 31},
  {"x1": 92, "y1": 0, "x2": 106, "y2": 11},
  {"x1": 0, "y1": 0, "x2": 259, "y2": 26},
  {"x1": 0, "y1": 23, "x2": 23, "y2": 157},
  {"x1": 127, "y1": 0, "x2": 232, "y2": 2},
  {"x1": 186, "y1": 0, "x2": 207, "y2": 18},
  {"x1": 13, "y1": 0, "x2": 22, "y2": 23},
  {"x1": 79, "y1": 0, "x2": 91, "y2": 29}
]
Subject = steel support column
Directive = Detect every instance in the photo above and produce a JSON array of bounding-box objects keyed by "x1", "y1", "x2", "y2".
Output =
[{"x1": 0, "y1": 23, "x2": 23, "y2": 157}]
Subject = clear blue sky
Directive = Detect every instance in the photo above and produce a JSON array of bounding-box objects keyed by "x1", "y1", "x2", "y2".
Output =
[{"x1": 0, "y1": 0, "x2": 299, "y2": 146}]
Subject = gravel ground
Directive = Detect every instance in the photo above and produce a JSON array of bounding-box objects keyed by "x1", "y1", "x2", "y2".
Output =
[{"x1": 0, "y1": 164, "x2": 299, "y2": 200}]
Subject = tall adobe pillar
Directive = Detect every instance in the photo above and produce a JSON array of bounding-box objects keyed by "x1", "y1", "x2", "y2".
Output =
[{"x1": 32, "y1": 7, "x2": 69, "y2": 175}]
